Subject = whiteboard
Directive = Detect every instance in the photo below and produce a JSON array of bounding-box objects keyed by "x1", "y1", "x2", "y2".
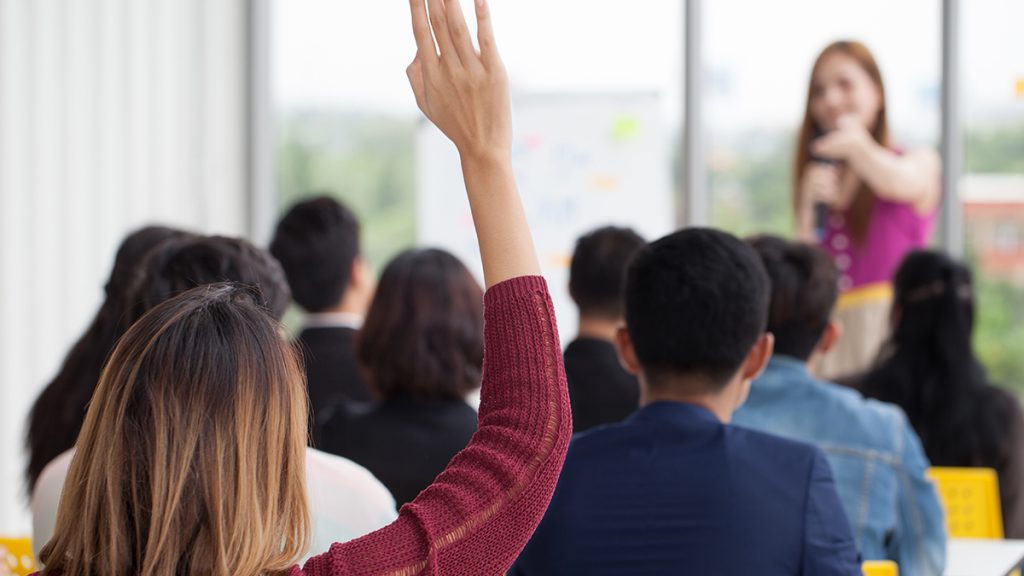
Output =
[{"x1": 416, "y1": 92, "x2": 675, "y2": 344}]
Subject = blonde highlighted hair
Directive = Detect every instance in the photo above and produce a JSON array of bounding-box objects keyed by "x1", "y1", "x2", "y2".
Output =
[{"x1": 40, "y1": 283, "x2": 310, "y2": 576}]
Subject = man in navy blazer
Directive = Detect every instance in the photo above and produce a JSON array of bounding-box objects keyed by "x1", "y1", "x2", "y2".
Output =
[{"x1": 512, "y1": 228, "x2": 861, "y2": 575}]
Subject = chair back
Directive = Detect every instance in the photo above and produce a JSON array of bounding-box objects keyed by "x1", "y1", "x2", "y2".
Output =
[
  {"x1": 927, "y1": 466, "x2": 1004, "y2": 538},
  {"x1": 0, "y1": 537, "x2": 35, "y2": 576},
  {"x1": 862, "y1": 560, "x2": 899, "y2": 576}
]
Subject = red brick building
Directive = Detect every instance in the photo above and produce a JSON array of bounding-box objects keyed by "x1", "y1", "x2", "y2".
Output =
[{"x1": 964, "y1": 175, "x2": 1024, "y2": 285}]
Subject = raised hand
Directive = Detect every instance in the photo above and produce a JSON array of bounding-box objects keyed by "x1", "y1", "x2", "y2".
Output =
[
  {"x1": 810, "y1": 114, "x2": 871, "y2": 162},
  {"x1": 406, "y1": 0, "x2": 539, "y2": 287},
  {"x1": 407, "y1": 0, "x2": 511, "y2": 162}
]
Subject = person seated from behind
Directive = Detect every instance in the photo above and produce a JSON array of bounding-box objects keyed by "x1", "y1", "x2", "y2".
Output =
[
  {"x1": 31, "y1": 235, "x2": 397, "y2": 561},
  {"x1": 316, "y1": 248, "x2": 483, "y2": 506},
  {"x1": 512, "y1": 228, "x2": 860, "y2": 575},
  {"x1": 854, "y1": 250, "x2": 1024, "y2": 537},
  {"x1": 25, "y1": 226, "x2": 193, "y2": 500},
  {"x1": 270, "y1": 196, "x2": 376, "y2": 424},
  {"x1": 564, "y1": 226, "x2": 645, "y2": 432},
  {"x1": 732, "y1": 236, "x2": 945, "y2": 575}
]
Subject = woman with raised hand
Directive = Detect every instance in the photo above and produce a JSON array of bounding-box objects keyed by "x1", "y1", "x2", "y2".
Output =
[{"x1": 34, "y1": 0, "x2": 571, "y2": 574}]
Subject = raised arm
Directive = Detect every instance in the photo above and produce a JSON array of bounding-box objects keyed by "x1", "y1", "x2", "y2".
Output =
[
  {"x1": 406, "y1": 0, "x2": 538, "y2": 287},
  {"x1": 299, "y1": 1, "x2": 571, "y2": 573},
  {"x1": 811, "y1": 115, "x2": 941, "y2": 214}
]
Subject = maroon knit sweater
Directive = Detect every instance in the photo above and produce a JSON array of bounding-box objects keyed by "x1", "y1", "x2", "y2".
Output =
[{"x1": 36, "y1": 276, "x2": 571, "y2": 576}]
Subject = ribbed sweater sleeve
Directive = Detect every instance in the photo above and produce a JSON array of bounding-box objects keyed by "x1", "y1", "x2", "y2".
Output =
[{"x1": 298, "y1": 275, "x2": 572, "y2": 575}]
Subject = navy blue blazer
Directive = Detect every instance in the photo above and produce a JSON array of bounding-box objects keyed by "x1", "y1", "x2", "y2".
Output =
[{"x1": 512, "y1": 402, "x2": 861, "y2": 575}]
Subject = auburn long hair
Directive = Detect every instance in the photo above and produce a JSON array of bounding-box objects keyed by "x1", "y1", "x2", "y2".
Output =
[
  {"x1": 794, "y1": 40, "x2": 890, "y2": 244},
  {"x1": 40, "y1": 283, "x2": 310, "y2": 576}
]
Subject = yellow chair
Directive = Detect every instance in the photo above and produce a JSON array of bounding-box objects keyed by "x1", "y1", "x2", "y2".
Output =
[
  {"x1": 927, "y1": 466, "x2": 1004, "y2": 538},
  {"x1": 862, "y1": 560, "x2": 899, "y2": 576},
  {"x1": 0, "y1": 537, "x2": 35, "y2": 576}
]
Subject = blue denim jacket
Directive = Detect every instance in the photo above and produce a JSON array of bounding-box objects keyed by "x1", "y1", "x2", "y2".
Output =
[{"x1": 733, "y1": 356, "x2": 946, "y2": 576}]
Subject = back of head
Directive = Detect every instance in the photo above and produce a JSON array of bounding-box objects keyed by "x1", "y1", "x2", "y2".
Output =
[
  {"x1": 748, "y1": 235, "x2": 839, "y2": 362},
  {"x1": 569, "y1": 226, "x2": 646, "y2": 320},
  {"x1": 625, "y1": 228, "x2": 770, "y2": 391},
  {"x1": 269, "y1": 196, "x2": 361, "y2": 313},
  {"x1": 131, "y1": 235, "x2": 292, "y2": 323},
  {"x1": 864, "y1": 250, "x2": 1004, "y2": 465},
  {"x1": 41, "y1": 283, "x2": 309, "y2": 575},
  {"x1": 26, "y1": 225, "x2": 193, "y2": 492},
  {"x1": 358, "y1": 248, "x2": 484, "y2": 401}
]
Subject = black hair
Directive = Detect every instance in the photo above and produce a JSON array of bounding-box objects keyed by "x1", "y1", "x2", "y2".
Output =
[
  {"x1": 25, "y1": 225, "x2": 193, "y2": 493},
  {"x1": 861, "y1": 250, "x2": 1014, "y2": 470},
  {"x1": 569, "y1": 226, "x2": 646, "y2": 319},
  {"x1": 625, "y1": 228, "x2": 770, "y2": 390},
  {"x1": 130, "y1": 235, "x2": 292, "y2": 324},
  {"x1": 748, "y1": 235, "x2": 839, "y2": 361},
  {"x1": 269, "y1": 196, "x2": 361, "y2": 313}
]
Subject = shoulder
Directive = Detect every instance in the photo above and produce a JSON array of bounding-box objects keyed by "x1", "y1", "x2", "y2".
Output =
[
  {"x1": 814, "y1": 377, "x2": 911, "y2": 449},
  {"x1": 304, "y1": 448, "x2": 395, "y2": 505},
  {"x1": 33, "y1": 448, "x2": 75, "y2": 508},
  {"x1": 726, "y1": 425, "x2": 833, "y2": 489}
]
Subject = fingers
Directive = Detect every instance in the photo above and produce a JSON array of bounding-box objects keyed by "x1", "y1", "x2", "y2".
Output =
[
  {"x1": 407, "y1": 59, "x2": 427, "y2": 113},
  {"x1": 475, "y1": 0, "x2": 499, "y2": 64},
  {"x1": 409, "y1": 0, "x2": 438, "y2": 67},
  {"x1": 443, "y1": 0, "x2": 480, "y2": 70},
  {"x1": 427, "y1": 0, "x2": 461, "y2": 68}
]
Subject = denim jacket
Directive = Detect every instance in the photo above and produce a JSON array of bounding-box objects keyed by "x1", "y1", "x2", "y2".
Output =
[{"x1": 733, "y1": 356, "x2": 946, "y2": 576}]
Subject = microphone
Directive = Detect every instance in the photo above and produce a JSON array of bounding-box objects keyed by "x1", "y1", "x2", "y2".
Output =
[{"x1": 810, "y1": 128, "x2": 839, "y2": 241}]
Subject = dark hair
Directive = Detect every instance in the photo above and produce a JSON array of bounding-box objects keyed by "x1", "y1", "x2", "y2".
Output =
[
  {"x1": 130, "y1": 236, "x2": 292, "y2": 324},
  {"x1": 269, "y1": 196, "x2": 361, "y2": 313},
  {"x1": 748, "y1": 235, "x2": 839, "y2": 361},
  {"x1": 569, "y1": 226, "x2": 646, "y2": 319},
  {"x1": 357, "y1": 249, "x2": 483, "y2": 400},
  {"x1": 25, "y1": 225, "x2": 192, "y2": 493},
  {"x1": 625, "y1": 228, "x2": 770, "y2": 390},
  {"x1": 861, "y1": 250, "x2": 1014, "y2": 469}
]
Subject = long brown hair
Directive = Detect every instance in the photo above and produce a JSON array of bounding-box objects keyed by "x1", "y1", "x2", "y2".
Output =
[
  {"x1": 40, "y1": 283, "x2": 310, "y2": 576},
  {"x1": 794, "y1": 40, "x2": 890, "y2": 244}
]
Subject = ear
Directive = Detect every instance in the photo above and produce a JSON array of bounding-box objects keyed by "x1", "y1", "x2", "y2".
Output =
[
  {"x1": 739, "y1": 333, "x2": 774, "y2": 383},
  {"x1": 613, "y1": 326, "x2": 642, "y2": 376},
  {"x1": 349, "y1": 255, "x2": 370, "y2": 289},
  {"x1": 816, "y1": 320, "x2": 842, "y2": 355}
]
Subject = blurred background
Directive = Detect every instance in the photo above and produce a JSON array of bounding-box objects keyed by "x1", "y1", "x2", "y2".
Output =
[{"x1": 1, "y1": 0, "x2": 1022, "y2": 534}]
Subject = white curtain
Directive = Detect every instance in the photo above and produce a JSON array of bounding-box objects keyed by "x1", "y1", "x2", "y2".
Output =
[{"x1": 0, "y1": 0, "x2": 257, "y2": 535}]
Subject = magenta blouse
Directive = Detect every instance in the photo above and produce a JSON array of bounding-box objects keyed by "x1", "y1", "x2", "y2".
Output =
[{"x1": 821, "y1": 197, "x2": 937, "y2": 290}]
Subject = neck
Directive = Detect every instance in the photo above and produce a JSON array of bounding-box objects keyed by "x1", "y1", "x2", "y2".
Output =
[
  {"x1": 327, "y1": 289, "x2": 366, "y2": 317},
  {"x1": 576, "y1": 315, "x2": 621, "y2": 342},
  {"x1": 641, "y1": 377, "x2": 738, "y2": 423}
]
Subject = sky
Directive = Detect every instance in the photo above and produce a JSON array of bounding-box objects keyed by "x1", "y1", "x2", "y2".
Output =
[{"x1": 273, "y1": 0, "x2": 1024, "y2": 140}]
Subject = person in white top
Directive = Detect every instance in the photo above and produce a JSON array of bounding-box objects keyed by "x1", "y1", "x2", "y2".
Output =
[{"x1": 32, "y1": 447, "x2": 397, "y2": 562}]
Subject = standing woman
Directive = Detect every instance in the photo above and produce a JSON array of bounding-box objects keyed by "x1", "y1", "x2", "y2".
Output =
[{"x1": 794, "y1": 40, "x2": 941, "y2": 377}]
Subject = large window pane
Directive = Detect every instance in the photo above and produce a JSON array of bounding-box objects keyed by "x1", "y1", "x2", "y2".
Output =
[
  {"x1": 962, "y1": 0, "x2": 1024, "y2": 391},
  {"x1": 273, "y1": 0, "x2": 683, "y2": 336},
  {"x1": 705, "y1": 0, "x2": 941, "y2": 238}
]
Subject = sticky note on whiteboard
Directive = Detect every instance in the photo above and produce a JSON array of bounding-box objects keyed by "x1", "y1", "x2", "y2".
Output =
[
  {"x1": 611, "y1": 116, "x2": 641, "y2": 142},
  {"x1": 1016, "y1": 78, "x2": 1024, "y2": 99}
]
